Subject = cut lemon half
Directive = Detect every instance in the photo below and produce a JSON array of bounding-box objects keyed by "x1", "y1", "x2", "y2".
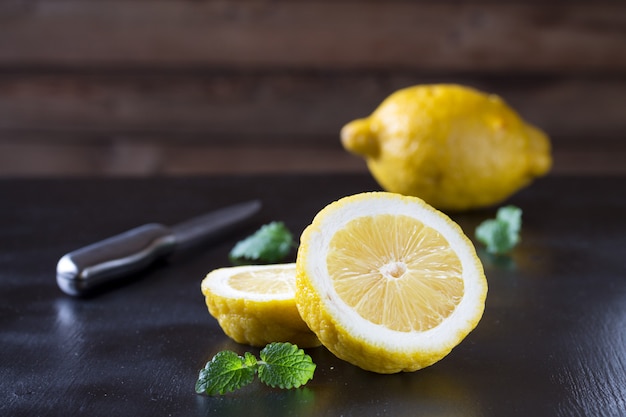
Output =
[
  {"x1": 295, "y1": 192, "x2": 487, "y2": 373},
  {"x1": 201, "y1": 263, "x2": 320, "y2": 348}
]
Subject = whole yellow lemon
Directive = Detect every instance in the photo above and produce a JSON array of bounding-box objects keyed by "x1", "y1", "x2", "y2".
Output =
[{"x1": 341, "y1": 84, "x2": 552, "y2": 211}]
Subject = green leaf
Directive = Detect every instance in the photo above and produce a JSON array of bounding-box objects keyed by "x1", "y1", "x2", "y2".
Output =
[
  {"x1": 195, "y1": 350, "x2": 257, "y2": 395},
  {"x1": 195, "y1": 343, "x2": 316, "y2": 396},
  {"x1": 475, "y1": 205, "x2": 522, "y2": 255},
  {"x1": 229, "y1": 221, "x2": 294, "y2": 265},
  {"x1": 496, "y1": 205, "x2": 522, "y2": 234},
  {"x1": 257, "y1": 342, "x2": 316, "y2": 389}
]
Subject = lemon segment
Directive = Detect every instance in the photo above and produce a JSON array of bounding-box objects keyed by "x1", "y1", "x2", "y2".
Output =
[
  {"x1": 295, "y1": 192, "x2": 487, "y2": 373},
  {"x1": 201, "y1": 263, "x2": 321, "y2": 348}
]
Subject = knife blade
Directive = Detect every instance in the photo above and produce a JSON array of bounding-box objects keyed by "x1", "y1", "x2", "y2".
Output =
[{"x1": 56, "y1": 200, "x2": 261, "y2": 297}]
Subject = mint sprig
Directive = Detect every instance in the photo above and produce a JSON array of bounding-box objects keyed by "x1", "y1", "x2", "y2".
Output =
[
  {"x1": 257, "y1": 342, "x2": 316, "y2": 389},
  {"x1": 229, "y1": 222, "x2": 294, "y2": 265},
  {"x1": 195, "y1": 351, "x2": 257, "y2": 395},
  {"x1": 195, "y1": 342, "x2": 316, "y2": 395},
  {"x1": 475, "y1": 205, "x2": 522, "y2": 255}
]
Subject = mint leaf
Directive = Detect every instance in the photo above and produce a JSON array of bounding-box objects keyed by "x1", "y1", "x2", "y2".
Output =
[
  {"x1": 258, "y1": 343, "x2": 316, "y2": 389},
  {"x1": 475, "y1": 205, "x2": 522, "y2": 255},
  {"x1": 196, "y1": 343, "x2": 316, "y2": 396},
  {"x1": 229, "y1": 222, "x2": 294, "y2": 265},
  {"x1": 476, "y1": 220, "x2": 511, "y2": 253},
  {"x1": 195, "y1": 350, "x2": 257, "y2": 395}
]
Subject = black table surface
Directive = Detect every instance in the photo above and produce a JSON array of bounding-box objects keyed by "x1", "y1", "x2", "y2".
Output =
[{"x1": 2, "y1": 174, "x2": 626, "y2": 417}]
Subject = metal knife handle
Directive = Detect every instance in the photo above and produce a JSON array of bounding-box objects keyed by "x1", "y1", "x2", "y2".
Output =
[{"x1": 56, "y1": 223, "x2": 177, "y2": 296}]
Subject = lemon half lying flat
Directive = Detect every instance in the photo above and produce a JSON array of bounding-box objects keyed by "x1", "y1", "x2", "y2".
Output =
[
  {"x1": 201, "y1": 263, "x2": 320, "y2": 348},
  {"x1": 295, "y1": 192, "x2": 487, "y2": 373}
]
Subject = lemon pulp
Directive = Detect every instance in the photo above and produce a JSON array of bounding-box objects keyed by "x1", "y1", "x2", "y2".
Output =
[
  {"x1": 327, "y1": 214, "x2": 463, "y2": 332},
  {"x1": 228, "y1": 268, "x2": 295, "y2": 295}
]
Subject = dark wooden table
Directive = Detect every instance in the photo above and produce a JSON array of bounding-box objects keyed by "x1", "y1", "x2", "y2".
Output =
[{"x1": 2, "y1": 174, "x2": 625, "y2": 416}]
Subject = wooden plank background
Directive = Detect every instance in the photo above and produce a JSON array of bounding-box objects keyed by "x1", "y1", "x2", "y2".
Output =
[{"x1": 0, "y1": 0, "x2": 624, "y2": 176}]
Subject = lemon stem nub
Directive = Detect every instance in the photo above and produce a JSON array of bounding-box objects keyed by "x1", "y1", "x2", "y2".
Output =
[{"x1": 341, "y1": 118, "x2": 379, "y2": 158}]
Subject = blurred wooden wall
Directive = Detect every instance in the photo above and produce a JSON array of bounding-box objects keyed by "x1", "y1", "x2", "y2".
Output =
[{"x1": 0, "y1": 0, "x2": 624, "y2": 176}]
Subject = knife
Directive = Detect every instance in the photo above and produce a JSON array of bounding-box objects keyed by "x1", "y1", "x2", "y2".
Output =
[{"x1": 56, "y1": 200, "x2": 262, "y2": 297}]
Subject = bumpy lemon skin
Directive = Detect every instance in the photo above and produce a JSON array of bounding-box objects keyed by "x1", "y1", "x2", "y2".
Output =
[
  {"x1": 295, "y1": 192, "x2": 487, "y2": 374},
  {"x1": 341, "y1": 84, "x2": 552, "y2": 211},
  {"x1": 296, "y1": 268, "x2": 457, "y2": 373},
  {"x1": 203, "y1": 289, "x2": 321, "y2": 348}
]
